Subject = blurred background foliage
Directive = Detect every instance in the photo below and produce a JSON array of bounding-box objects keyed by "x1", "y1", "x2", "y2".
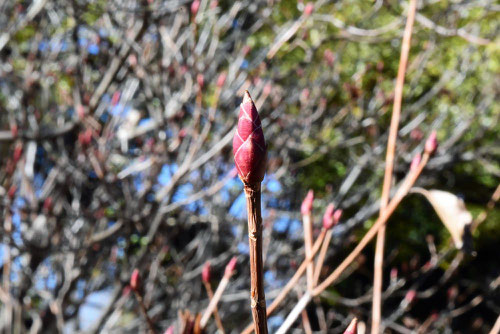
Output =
[{"x1": 0, "y1": 0, "x2": 498, "y2": 332}]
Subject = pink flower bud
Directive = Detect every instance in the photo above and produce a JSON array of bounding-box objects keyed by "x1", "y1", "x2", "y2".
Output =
[
  {"x1": 322, "y1": 203, "x2": 336, "y2": 229},
  {"x1": 224, "y1": 257, "x2": 237, "y2": 277},
  {"x1": 301, "y1": 190, "x2": 314, "y2": 215},
  {"x1": 303, "y1": 2, "x2": 314, "y2": 16},
  {"x1": 178, "y1": 128, "x2": 187, "y2": 138},
  {"x1": 333, "y1": 209, "x2": 343, "y2": 223},
  {"x1": 390, "y1": 267, "x2": 398, "y2": 282},
  {"x1": 405, "y1": 289, "x2": 417, "y2": 303},
  {"x1": 130, "y1": 269, "x2": 141, "y2": 291},
  {"x1": 164, "y1": 326, "x2": 174, "y2": 334},
  {"x1": 191, "y1": 0, "x2": 200, "y2": 16},
  {"x1": 343, "y1": 318, "x2": 358, "y2": 334},
  {"x1": 216, "y1": 72, "x2": 227, "y2": 88},
  {"x1": 197, "y1": 73, "x2": 204, "y2": 89},
  {"x1": 425, "y1": 130, "x2": 438, "y2": 154},
  {"x1": 233, "y1": 91, "x2": 267, "y2": 185},
  {"x1": 410, "y1": 153, "x2": 421, "y2": 172},
  {"x1": 111, "y1": 91, "x2": 121, "y2": 106},
  {"x1": 78, "y1": 129, "x2": 92, "y2": 147},
  {"x1": 202, "y1": 261, "x2": 211, "y2": 283}
]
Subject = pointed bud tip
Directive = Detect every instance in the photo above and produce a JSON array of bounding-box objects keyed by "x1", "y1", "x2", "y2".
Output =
[
  {"x1": 425, "y1": 130, "x2": 438, "y2": 154},
  {"x1": 130, "y1": 269, "x2": 140, "y2": 291},
  {"x1": 301, "y1": 190, "x2": 314, "y2": 215},
  {"x1": 216, "y1": 72, "x2": 227, "y2": 88},
  {"x1": 405, "y1": 289, "x2": 417, "y2": 303},
  {"x1": 191, "y1": 0, "x2": 200, "y2": 15},
  {"x1": 233, "y1": 90, "x2": 266, "y2": 184},
  {"x1": 344, "y1": 318, "x2": 358, "y2": 334},
  {"x1": 410, "y1": 153, "x2": 421, "y2": 172},
  {"x1": 202, "y1": 261, "x2": 211, "y2": 283},
  {"x1": 243, "y1": 90, "x2": 253, "y2": 104},
  {"x1": 322, "y1": 203, "x2": 335, "y2": 229},
  {"x1": 304, "y1": 2, "x2": 314, "y2": 16},
  {"x1": 333, "y1": 209, "x2": 343, "y2": 223},
  {"x1": 225, "y1": 257, "x2": 238, "y2": 277}
]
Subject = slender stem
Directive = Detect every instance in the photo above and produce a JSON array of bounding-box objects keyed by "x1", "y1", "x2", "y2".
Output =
[
  {"x1": 275, "y1": 293, "x2": 312, "y2": 334},
  {"x1": 241, "y1": 229, "x2": 326, "y2": 334},
  {"x1": 313, "y1": 153, "x2": 429, "y2": 297},
  {"x1": 203, "y1": 281, "x2": 226, "y2": 333},
  {"x1": 302, "y1": 213, "x2": 314, "y2": 291},
  {"x1": 489, "y1": 314, "x2": 500, "y2": 334},
  {"x1": 200, "y1": 276, "x2": 230, "y2": 328},
  {"x1": 244, "y1": 183, "x2": 268, "y2": 334},
  {"x1": 295, "y1": 288, "x2": 313, "y2": 334},
  {"x1": 313, "y1": 230, "x2": 332, "y2": 286},
  {"x1": 134, "y1": 291, "x2": 156, "y2": 334},
  {"x1": 372, "y1": 1, "x2": 418, "y2": 331},
  {"x1": 274, "y1": 154, "x2": 429, "y2": 333}
]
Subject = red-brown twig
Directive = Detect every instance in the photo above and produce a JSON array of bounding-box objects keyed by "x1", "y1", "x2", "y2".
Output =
[
  {"x1": 200, "y1": 279, "x2": 228, "y2": 328},
  {"x1": 314, "y1": 152, "x2": 429, "y2": 296},
  {"x1": 490, "y1": 314, "x2": 500, "y2": 334},
  {"x1": 372, "y1": 0, "x2": 418, "y2": 332},
  {"x1": 202, "y1": 281, "x2": 225, "y2": 333},
  {"x1": 233, "y1": 92, "x2": 268, "y2": 333},
  {"x1": 240, "y1": 228, "x2": 327, "y2": 334},
  {"x1": 243, "y1": 184, "x2": 268, "y2": 334},
  {"x1": 133, "y1": 290, "x2": 157, "y2": 334},
  {"x1": 200, "y1": 257, "x2": 236, "y2": 329},
  {"x1": 130, "y1": 269, "x2": 156, "y2": 334},
  {"x1": 313, "y1": 230, "x2": 332, "y2": 287},
  {"x1": 275, "y1": 152, "x2": 430, "y2": 333},
  {"x1": 295, "y1": 288, "x2": 313, "y2": 334},
  {"x1": 303, "y1": 214, "x2": 314, "y2": 291}
]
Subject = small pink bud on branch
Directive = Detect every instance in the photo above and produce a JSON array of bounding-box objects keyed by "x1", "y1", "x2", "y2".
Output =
[
  {"x1": 224, "y1": 257, "x2": 237, "y2": 278},
  {"x1": 190, "y1": 0, "x2": 200, "y2": 16},
  {"x1": 424, "y1": 130, "x2": 438, "y2": 154},
  {"x1": 130, "y1": 268, "x2": 141, "y2": 292},
  {"x1": 333, "y1": 209, "x2": 343, "y2": 224},
  {"x1": 322, "y1": 203, "x2": 335, "y2": 230},
  {"x1": 301, "y1": 190, "x2": 314, "y2": 215},
  {"x1": 216, "y1": 72, "x2": 227, "y2": 88},
  {"x1": 390, "y1": 267, "x2": 398, "y2": 282},
  {"x1": 343, "y1": 318, "x2": 358, "y2": 334},
  {"x1": 202, "y1": 261, "x2": 211, "y2": 283},
  {"x1": 233, "y1": 91, "x2": 267, "y2": 185},
  {"x1": 410, "y1": 153, "x2": 421, "y2": 172},
  {"x1": 164, "y1": 326, "x2": 174, "y2": 334},
  {"x1": 303, "y1": 2, "x2": 314, "y2": 16},
  {"x1": 200, "y1": 257, "x2": 237, "y2": 328},
  {"x1": 405, "y1": 289, "x2": 417, "y2": 304}
]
